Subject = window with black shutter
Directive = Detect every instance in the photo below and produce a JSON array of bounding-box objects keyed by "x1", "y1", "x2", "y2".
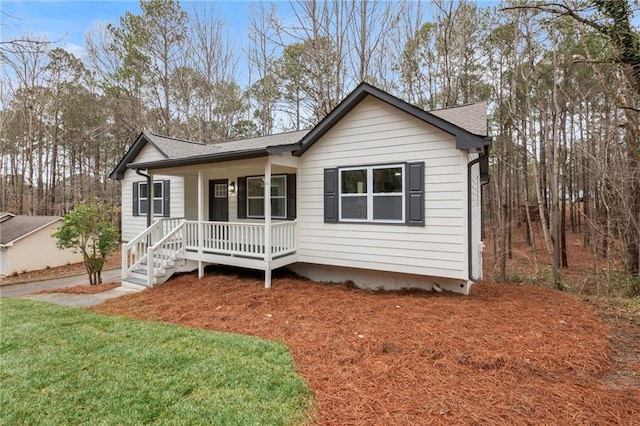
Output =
[
  {"x1": 324, "y1": 162, "x2": 424, "y2": 226},
  {"x1": 132, "y1": 180, "x2": 170, "y2": 217},
  {"x1": 237, "y1": 174, "x2": 296, "y2": 220}
]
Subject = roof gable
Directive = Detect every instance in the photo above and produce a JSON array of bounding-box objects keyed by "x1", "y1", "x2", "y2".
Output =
[
  {"x1": 0, "y1": 215, "x2": 61, "y2": 245},
  {"x1": 109, "y1": 132, "x2": 170, "y2": 180},
  {"x1": 294, "y1": 82, "x2": 489, "y2": 156}
]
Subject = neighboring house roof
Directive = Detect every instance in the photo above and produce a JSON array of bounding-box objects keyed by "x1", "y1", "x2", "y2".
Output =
[
  {"x1": 0, "y1": 212, "x2": 15, "y2": 223},
  {"x1": 0, "y1": 215, "x2": 61, "y2": 246},
  {"x1": 109, "y1": 82, "x2": 489, "y2": 178}
]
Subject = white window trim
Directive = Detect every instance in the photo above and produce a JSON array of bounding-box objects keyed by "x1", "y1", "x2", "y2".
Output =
[
  {"x1": 247, "y1": 175, "x2": 287, "y2": 219},
  {"x1": 138, "y1": 181, "x2": 165, "y2": 217},
  {"x1": 338, "y1": 164, "x2": 405, "y2": 223}
]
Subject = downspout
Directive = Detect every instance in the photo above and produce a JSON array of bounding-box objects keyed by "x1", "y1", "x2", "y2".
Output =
[
  {"x1": 135, "y1": 169, "x2": 152, "y2": 227},
  {"x1": 467, "y1": 144, "x2": 490, "y2": 282}
]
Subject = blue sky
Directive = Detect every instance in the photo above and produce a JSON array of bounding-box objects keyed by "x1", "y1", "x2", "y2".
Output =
[{"x1": 1, "y1": 0, "x2": 251, "y2": 58}]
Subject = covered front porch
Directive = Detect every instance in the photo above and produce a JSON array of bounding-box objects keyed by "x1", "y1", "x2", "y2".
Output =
[{"x1": 121, "y1": 153, "x2": 300, "y2": 289}]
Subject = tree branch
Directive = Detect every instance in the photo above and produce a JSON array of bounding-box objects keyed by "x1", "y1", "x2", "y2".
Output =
[{"x1": 502, "y1": 3, "x2": 605, "y2": 33}]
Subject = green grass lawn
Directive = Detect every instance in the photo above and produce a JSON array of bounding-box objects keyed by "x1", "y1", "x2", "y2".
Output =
[{"x1": 0, "y1": 298, "x2": 313, "y2": 425}]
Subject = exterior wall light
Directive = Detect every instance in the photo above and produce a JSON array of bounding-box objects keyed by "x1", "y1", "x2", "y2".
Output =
[{"x1": 228, "y1": 181, "x2": 236, "y2": 193}]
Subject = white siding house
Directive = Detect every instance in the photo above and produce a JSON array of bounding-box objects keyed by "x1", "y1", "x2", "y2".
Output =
[
  {"x1": 0, "y1": 214, "x2": 84, "y2": 275},
  {"x1": 120, "y1": 143, "x2": 185, "y2": 241},
  {"x1": 293, "y1": 96, "x2": 468, "y2": 287},
  {"x1": 110, "y1": 83, "x2": 490, "y2": 294}
]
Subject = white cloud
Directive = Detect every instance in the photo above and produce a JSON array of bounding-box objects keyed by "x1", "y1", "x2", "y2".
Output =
[{"x1": 62, "y1": 41, "x2": 85, "y2": 58}]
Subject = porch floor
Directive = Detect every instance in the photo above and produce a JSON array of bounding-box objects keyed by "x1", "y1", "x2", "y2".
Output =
[{"x1": 183, "y1": 247, "x2": 298, "y2": 272}]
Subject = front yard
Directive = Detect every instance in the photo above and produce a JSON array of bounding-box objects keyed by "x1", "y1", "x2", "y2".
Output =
[
  {"x1": 91, "y1": 269, "x2": 640, "y2": 425},
  {"x1": 3, "y1": 266, "x2": 639, "y2": 425},
  {"x1": 0, "y1": 298, "x2": 312, "y2": 425}
]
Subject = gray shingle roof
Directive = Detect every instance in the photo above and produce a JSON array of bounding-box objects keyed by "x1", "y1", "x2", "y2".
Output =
[
  {"x1": 110, "y1": 84, "x2": 488, "y2": 177},
  {"x1": 141, "y1": 101, "x2": 487, "y2": 163},
  {"x1": 146, "y1": 130, "x2": 309, "y2": 160},
  {"x1": 0, "y1": 215, "x2": 61, "y2": 245},
  {"x1": 430, "y1": 101, "x2": 488, "y2": 136}
]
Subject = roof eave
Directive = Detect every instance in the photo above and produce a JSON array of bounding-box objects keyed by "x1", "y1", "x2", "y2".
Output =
[
  {"x1": 127, "y1": 147, "x2": 271, "y2": 170},
  {"x1": 457, "y1": 135, "x2": 493, "y2": 150},
  {"x1": 267, "y1": 142, "x2": 302, "y2": 155},
  {"x1": 109, "y1": 131, "x2": 169, "y2": 180}
]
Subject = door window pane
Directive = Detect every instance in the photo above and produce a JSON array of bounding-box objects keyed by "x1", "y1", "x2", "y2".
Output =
[{"x1": 214, "y1": 184, "x2": 227, "y2": 198}]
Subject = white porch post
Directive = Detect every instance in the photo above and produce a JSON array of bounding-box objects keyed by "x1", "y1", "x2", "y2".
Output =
[
  {"x1": 147, "y1": 171, "x2": 155, "y2": 288},
  {"x1": 197, "y1": 170, "x2": 205, "y2": 278},
  {"x1": 264, "y1": 157, "x2": 272, "y2": 288}
]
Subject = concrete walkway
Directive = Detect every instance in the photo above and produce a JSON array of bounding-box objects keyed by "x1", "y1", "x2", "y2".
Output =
[{"x1": 0, "y1": 268, "x2": 141, "y2": 307}]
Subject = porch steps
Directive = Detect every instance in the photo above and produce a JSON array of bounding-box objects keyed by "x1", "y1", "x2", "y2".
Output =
[
  {"x1": 121, "y1": 259, "x2": 172, "y2": 290},
  {"x1": 120, "y1": 276, "x2": 148, "y2": 291},
  {"x1": 121, "y1": 255, "x2": 199, "y2": 291}
]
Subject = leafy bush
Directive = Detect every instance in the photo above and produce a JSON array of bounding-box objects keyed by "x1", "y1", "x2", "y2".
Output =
[{"x1": 53, "y1": 198, "x2": 119, "y2": 285}]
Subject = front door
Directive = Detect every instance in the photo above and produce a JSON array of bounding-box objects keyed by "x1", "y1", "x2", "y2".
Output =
[{"x1": 209, "y1": 179, "x2": 229, "y2": 221}]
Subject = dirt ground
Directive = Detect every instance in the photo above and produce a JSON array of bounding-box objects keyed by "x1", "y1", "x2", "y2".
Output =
[
  {"x1": 0, "y1": 247, "x2": 121, "y2": 286},
  {"x1": 93, "y1": 269, "x2": 640, "y2": 425}
]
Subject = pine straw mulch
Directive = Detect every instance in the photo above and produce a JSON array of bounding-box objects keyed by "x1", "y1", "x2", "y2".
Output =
[
  {"x1": 33, "y1": 282, "x2": 121, "y2": 295},
  {"x1": 92, "y1": 270, "x2": 640, "y2": 425}
]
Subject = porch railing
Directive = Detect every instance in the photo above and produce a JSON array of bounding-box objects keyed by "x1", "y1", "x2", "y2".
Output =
[
  {"x1": 184, "y1": 220, "x2": 296, "y2": 259},
  {"x1": 122, "y1": 219, "x2": 296, "y2": 286},
  {"x1": 121, "y1": 218, "x2": 184, "y2": 280},
  {"x1": 271, "y1": 221, "x2": 297, "y2": 257},
  {"x1": 146, "y1": 221, "x2": 186, "y2": 286}
]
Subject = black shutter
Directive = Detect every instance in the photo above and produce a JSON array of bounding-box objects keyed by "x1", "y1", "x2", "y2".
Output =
[
  {"x1": 406, "y1": 162, "x2": 425, "y2": 226},
  {"x1": 324, "y1": 168, "x2": 338, "y2": 223},
  {"x1": 286, "y1": 174, "x2": 296, "y2": 220},
  {"x1": 237, "y1": 177, "x2": 247, "y2": 219},
  {"x1": 162, "y1": 180, "x2": 170, "y2": 217},
  {"x1": 133, "y1": 182, "x2": 139, "y2": 216}
]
